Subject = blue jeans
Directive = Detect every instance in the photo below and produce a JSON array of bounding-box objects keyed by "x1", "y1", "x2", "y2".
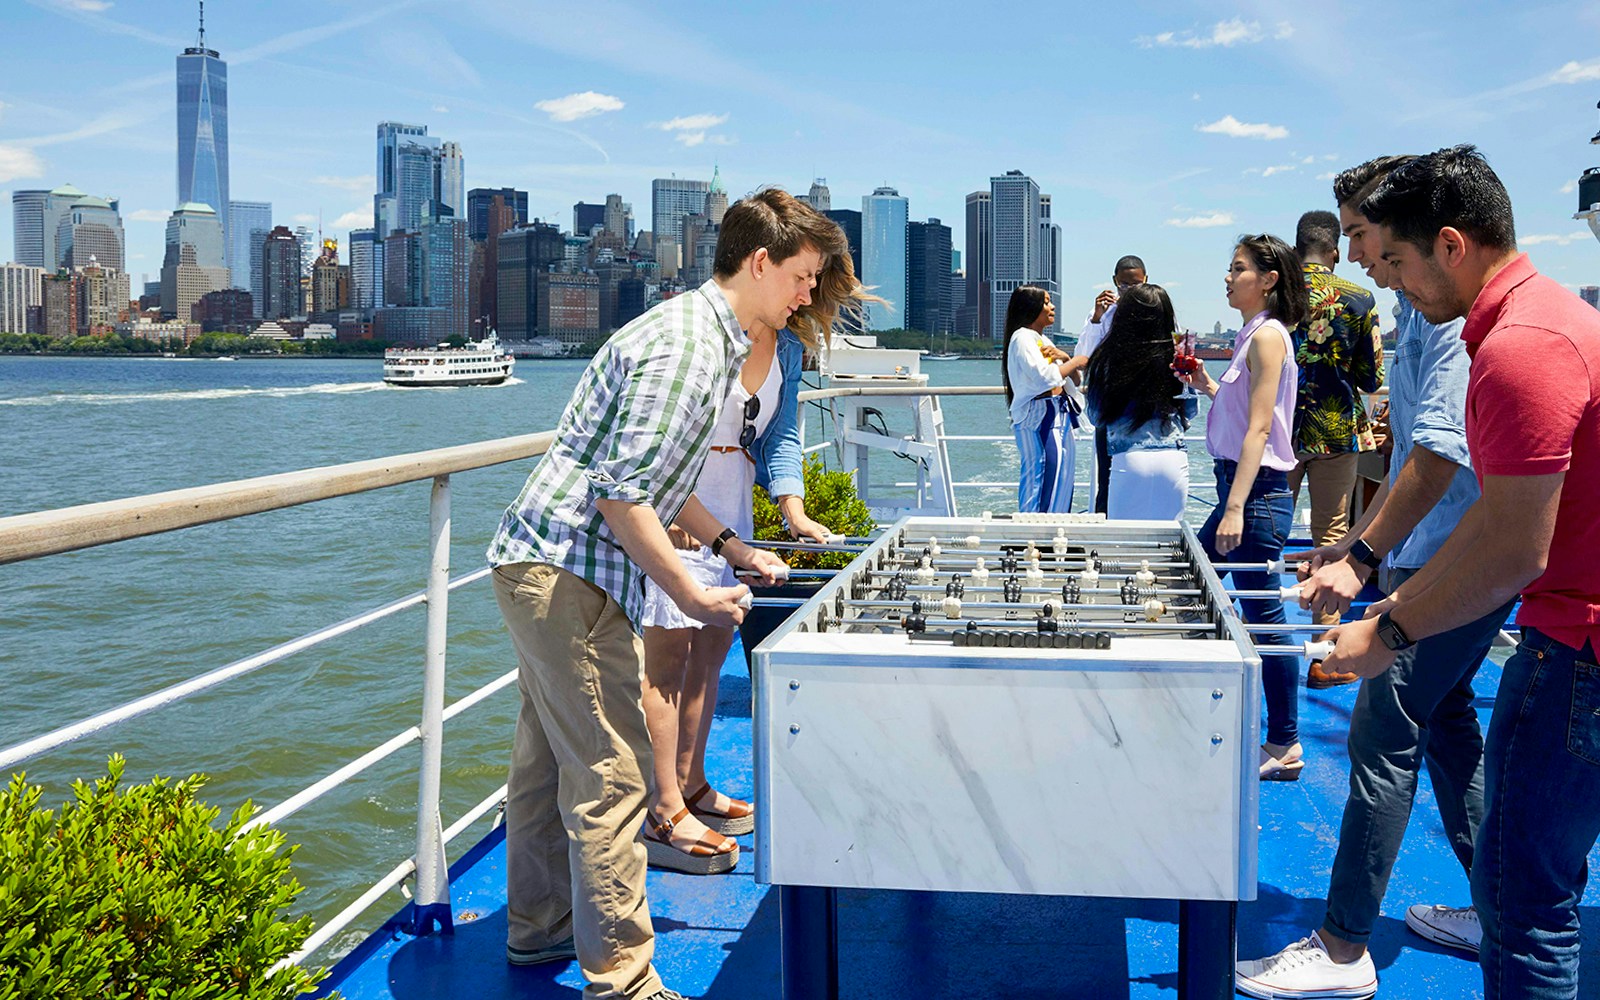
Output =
[
  {"x1": 1322, "y1": 566, "x2": 1514, "y2": 944},
  {"x1": 1199, "y1": 459, "x2": 1296, "y2": 747},
  {"x1": 1471, "y1": 627, "x2": 1600, "y2": 1000}
]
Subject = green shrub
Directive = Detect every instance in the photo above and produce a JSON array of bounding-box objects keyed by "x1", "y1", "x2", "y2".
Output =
[
  {"x1": 0, "y1": 755, "x2": 334, "y2": 999},
  {"x1": 752, "y1": 455, "x2": 875, "y2": 569}
]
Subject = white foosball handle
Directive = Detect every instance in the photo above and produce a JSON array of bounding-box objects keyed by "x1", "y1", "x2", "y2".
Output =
[
  {"x1": 1280, "y1": 585, "x2": 1303, "y2": 601},
  {"x1": 737, "y1": 565, "x2": 791, "y2": 583},
  {"x1": 1266, "y1": 558, "x2": 1288, "y2": 575},
  {"x1": 737, "y1": 591, "x2": 754, "y2": 611},
  {"x1": 1303, "y1": 639, "x2": 1335, "y2": 660}
]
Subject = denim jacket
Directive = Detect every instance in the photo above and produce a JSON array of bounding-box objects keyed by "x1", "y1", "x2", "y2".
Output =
[
  {"x1": 1090, "y1": 394, "x2": 1197, "y2": 456},
  {"x1": 748, "y1": 329, "x2": 806, "y2": 500}
]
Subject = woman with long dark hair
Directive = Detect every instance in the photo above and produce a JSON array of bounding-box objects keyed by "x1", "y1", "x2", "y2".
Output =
[
  {"x1": 1085, "y1": 283, "x2": 1196, "y2": 520},
  {"x1": 1003, "y1": 285, "x2": 1085, "y2": 512},
  {"x1": 1177, "y1": 234, "x2": 1309, "y2": 780}
]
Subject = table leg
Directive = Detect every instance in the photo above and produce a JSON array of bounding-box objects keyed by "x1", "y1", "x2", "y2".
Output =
[
  {"x1": 1177, "y1": 898, "x2": 1236, "y2": 1000},
  {"x1": 779, "y1": 884, "x2": 838, "y2": 1000}
]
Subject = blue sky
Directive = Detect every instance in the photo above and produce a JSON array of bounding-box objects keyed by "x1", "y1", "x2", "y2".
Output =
[{"x1": 4, "y1": 0, "x2": 1599, "y2": 333}]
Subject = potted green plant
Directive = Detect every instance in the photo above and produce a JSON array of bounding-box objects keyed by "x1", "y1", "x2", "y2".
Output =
[
  {"x1": 740, "y1": 455, "x2": 874, "y2": 669},
  {"x1": 0, "y1": 755, "x2": 336, "y2": 999}
]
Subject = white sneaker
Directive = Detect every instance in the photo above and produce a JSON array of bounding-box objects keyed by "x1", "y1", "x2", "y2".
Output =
[
  {"x1": 1404, "y1": 904, "x2": 1481, "y2": 954},
  {"x1": 1234, "y1": 931, "x2": 1378, "y2": 999}
]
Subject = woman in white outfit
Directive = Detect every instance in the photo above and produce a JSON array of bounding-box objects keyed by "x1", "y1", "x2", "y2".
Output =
[
  {"x1": 1084, "y1": 283, "x2": 1197, "y2": 521},
  {"x1": 637, "y1": 233, "x2": 869, "y2": 874},
  {"x1": 1002, "y1": 285, "x2": 1087, "y2": 513}
]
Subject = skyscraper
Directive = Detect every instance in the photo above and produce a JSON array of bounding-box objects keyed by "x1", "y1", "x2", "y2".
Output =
[
  {"x1": 806, "y1": 179, "x2": 832, "y2": 212},
  {"x1": 861, "y1": 186, "x2": 908, "y2": 331},
  {"x1": 161, "y1": 203, "x2": 228, "y2": 320},
  {"x1": 374, "y1": 122, "x2": 455, "y2": 238},
  {"x1": 0, "y1": 264, "x2": 44, "y2": 334},
  {"x1": 56, "y1": 196, "x2": 125, "y2": 272},
  {"x1": 227, "y1": 201, "x2": 270, "y2": 303},
  {"x1": 651, "y1": 177, "x2": 711, "y2": 261},
  {"x1": 11, "y1": 191, "x2": 49, "y2": 268},
  {"x1": 823, "y1": 209, "x2": 863, "y2": 282},
  {"x1": 962, "y1": 191, "x2": 992, "y2": 340},
  {"x1": 437, "y1": 142, "x2": 464, "y2": 219},
  {"x1": 907, "y1": 218, "x2": 953, "y2": 337},
  {"x1": 573, "y1": 202, "x2": 606, "y2": 235},
  {"x1": 262, "y1": 225, "x2": 302, "y2": 319},
  {"x1": 496, "y1": 222, "x2": 564, "y2": 339},
  {"x1": 348, "y1": 228, "x2": 376, "y2": 310},
  {"x1": 603, "y1": 194, "x2": 628, "y2": 239},
  {"x1": 705, "y1": 166, "x2": 729, "y2": 225},
  {"x1": 176, "y1": 4, "x2": 229, "y2": 250},
  {"x1": 989, "y1": 170, "x2": 1058, "y2": 339},
  {"x1": 467, "y1": 187, "x2": 527, "y2": 241}
]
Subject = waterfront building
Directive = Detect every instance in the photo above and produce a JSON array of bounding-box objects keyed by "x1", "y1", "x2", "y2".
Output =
[
  {"x1": 39, "y1": 271, "x2": 77, "y2": 339},
  {"x1": 651, "y1": 177, "x2": 711, "y2": 260},
  {"x1": 823, "y1": 208, "x2": 863, "y2": 281},
  {"x1": 161, "y1": 203, "x2": 229, "y2": 320},
  {"x1": 56, "y1": 197, "x2": 125, "y2": 272},
  {"x1": 535, "y1": 271, "x2": 600, "y2": 346},
  {"x1": 617, "y1": 276, "x2": 647, "y2": 328},
  {"x1": 908, "y1": 218, "x2": 954, "y2": 337},
  {"x1": 375, "y1": 122, "x2": 454, "y2": 238},
  {"x1": 382, "y1": 231, "x2": 421, "y2": 308},
  {"x1": 495, "y1": 222, "x2": 565, "y2": 338},
  {"x1": 348, "y1": 228, "x2": 376, "y2": 311},
  {"x1": 194, "y1": 287, "x2": 253, "y2": 332},
  {"x1": 862, "y1": 186, "x2": 908, "y2": 331},
  {"x1": 1038, "y1": 193, "x2": 1063, "y2": 332},
  {"x1": 176, "y1": 10, "x2": 229, "y2": 249},
  {"x1": 371, "y1": 306, "x2": 451, "y2": 345},
  {"x1": 11, "y1": 190, "x2": 49, "y2": 269},
  {"x1": 962, "y1": 190, "x2": 992, "y2": 340},
  {"x1": 806, "y1": 178, "x2": 831, "y2": 212},
  {"x1": 988, "y1": 170, "x2": 1059, "y2": 338},
  {"x1": 474, "y1": 194, "x2": 521, "y2": 332},
  {"x1": 312, "y1": 241, "x2": 341, "y2": 319},
  {"x1": 262, "y1": 225, "x2": 303, "y2": 319},
  {"x1": 705, "y1": 166, "x2": 729, "y2": 226},
  {"x1": 75, "y1": 262, "x2": 131, "y2": 334},
  {"x1": 467, "y1": 187, "x2": 527, "y2": 241},
  {"x1": 422, "y1": 216, "x2": 469, "y2": 337},
  {"x1": 573, "y1": 202, "x2": 606, "y2": 236},
  {"x1": 0, "y1": 263, "x2": 44, "y2": 334},
  {"x1": 227, "y1": 201, "x2": 271, "y2": 308}
]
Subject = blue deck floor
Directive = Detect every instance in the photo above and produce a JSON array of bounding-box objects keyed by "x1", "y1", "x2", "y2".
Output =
[{"x1": 322, "y1": 603, "x2": 1600, "y2": 999}]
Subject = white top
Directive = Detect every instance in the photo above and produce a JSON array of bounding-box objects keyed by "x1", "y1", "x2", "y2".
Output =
[
  {"x1": 1076, "y1": 302, "x2": 1117, "y2": 361},
  {"x1": 1006, "y1": 327, "x2": 1065, "y2": 426}
]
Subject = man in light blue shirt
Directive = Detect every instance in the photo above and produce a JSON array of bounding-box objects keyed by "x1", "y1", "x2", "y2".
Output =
[{"x1": 1236, "y1": 156, "x2": 1516, "y2": 1000}]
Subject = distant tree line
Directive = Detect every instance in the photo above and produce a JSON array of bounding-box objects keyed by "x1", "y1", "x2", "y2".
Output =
[{"x1": 0, "y1": 332, "x2": 391, "y2": 357}]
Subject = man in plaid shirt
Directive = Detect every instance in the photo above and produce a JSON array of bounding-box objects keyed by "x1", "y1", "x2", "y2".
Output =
[{"x1": 487, "y1": 188, "x2": 835, "y2": 1000}]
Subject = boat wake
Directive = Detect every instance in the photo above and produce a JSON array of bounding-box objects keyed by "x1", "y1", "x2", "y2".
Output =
[{"x1": 0, "y1": 381, "x2": 391, "y2": 407}]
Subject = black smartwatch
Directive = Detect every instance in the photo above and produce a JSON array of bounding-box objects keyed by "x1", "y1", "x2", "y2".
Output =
[
  {"x1": 1347, "y1": 537, "x2": 1383, "y2": 572},
  {"x1": 711, "y1": 527, "x2": 738, "y2": 558},
  {"x1": 1375, "y1": 609, "x2": 1416, "y2": 652}
]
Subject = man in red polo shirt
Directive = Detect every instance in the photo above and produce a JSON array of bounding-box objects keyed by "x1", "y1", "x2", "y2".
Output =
[{"x1": 1321, "y1": 144, "x2": 1600, "y2": 1000}]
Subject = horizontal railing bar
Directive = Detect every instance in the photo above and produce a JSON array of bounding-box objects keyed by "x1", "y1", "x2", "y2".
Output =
[
  {"x1": 940, "y1": 435, "x2": 1011, "y2": 442},
  {"x1": 799, "y1": 385, "x2": 1005, "y2": 401},
  {"x1": 0, "y1": 566, "x2": 494, "y2": 774},
  {"x1": 242, "y1": 671, "x2": 514, "y2": 835},
  {"x1": 0, "y1": 431, "x2": 556, "y2": 566},
  {"x1": 442, "y1": 783, "x2": 510, "y2": 847}
]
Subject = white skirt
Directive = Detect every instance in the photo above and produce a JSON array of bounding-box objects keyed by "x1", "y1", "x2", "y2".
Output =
[
  {"x1": 639, "y1": 544, "x2": 736, "y2": 631},
  {"x1": 1107, "y1": 449, "x2": 1190, "y2": 521}
]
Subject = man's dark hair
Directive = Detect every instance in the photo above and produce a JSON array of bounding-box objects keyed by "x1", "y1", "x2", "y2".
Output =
[
  {"x1": 1360, "y1": 145, "x2": 1517, "y2": 253},
  {"x1": 714, "y1": 187, "x2": 845, "y2": 279},
  {"x1": 1113, "y1": 255, "x2": 1146, "y2": 275},
  {"x1": 1294, "y1": 211, "x2": 1341, "y2": 258},
  {"x1": 1085, "y1": 283, "x2": 1189, "y2": 433},
  {"x1": 999, "y1": 285, "x2": 1051, "y2": 407},
  {"x1": 1332, "y1": 155, "x2": 1416, "y2": 208},
  {"x1": 1235, "y1": 234, "x2": 1309, "y2": 328}
]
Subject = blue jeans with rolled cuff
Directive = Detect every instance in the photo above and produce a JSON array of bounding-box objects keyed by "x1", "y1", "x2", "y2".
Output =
[
  {"x1": 1199, "y1": 459, "x2": 1297, "y2": 748},
  {"x1": 1471, "y1": 626, "x2": 1600, "y2": 1000}
]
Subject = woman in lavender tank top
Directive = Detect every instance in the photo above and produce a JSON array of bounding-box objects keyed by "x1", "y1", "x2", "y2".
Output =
[{"x1": 1177, "y1": 234, "x2": 1309, "y2": 780}]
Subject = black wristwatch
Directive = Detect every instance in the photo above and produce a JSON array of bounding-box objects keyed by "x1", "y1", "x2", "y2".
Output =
[
  {"x1": 711, "y1": 527, "x2": 738, "y2": 558},
  {"x1": 1375, "y1": 610, "x2": 1416, "y2": 652},
  {"x1": 1347, "y1": 537, "x2": 1383, "y2": 572}
]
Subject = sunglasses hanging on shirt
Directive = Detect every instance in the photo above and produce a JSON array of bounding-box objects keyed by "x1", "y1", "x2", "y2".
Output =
[{"x1": 739, "y1": 395, "x2": 762, "y2": 450}]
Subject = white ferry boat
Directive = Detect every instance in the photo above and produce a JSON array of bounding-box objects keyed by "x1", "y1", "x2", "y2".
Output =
[{"x1": 382, "y1": 332, "x2": 515, "y2": 387}]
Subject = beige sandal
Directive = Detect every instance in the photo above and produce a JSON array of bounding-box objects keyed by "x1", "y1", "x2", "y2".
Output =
[
  {"x1": 643, "y1": 806, "x2": 738, "y2": 875},
  {"x1": 686, "y1": 782, "x2": 755, "y2": 836}
]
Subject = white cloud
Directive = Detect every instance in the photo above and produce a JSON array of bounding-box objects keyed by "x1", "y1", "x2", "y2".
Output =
[
  {"x1": 432, "y1": 104, "x2": 449, "y2": 114},
  {"x1": 125, "y1": 208, "x2": 169, "y2": 222},
  {"x1": 1317, "y1": 172, "x2": 1337, "y2": 181},
  {"x1": 56, "y1": 0, "x2": 112, "y2": 10},
  {"x1": 311, "y1": 174, "x2": 376, "y2": 193},
  {"x1": 1520, "y1": 232, "x2": 1589, "y2": 246},
  {"x1": 535, "y1": 91, "x2": 624, "y2": 122},
  {"x1": 1246, "y1": 164, "x2": 1298, "y2": 178},
  {"x1": 1138, "y1": 18, "x2": 1293, "y2": 49},
  {"x1": 1301, "y1": 155, "x2": 1316, "y2": 164},
  {"x1": 654, "y1": 113, "x2": 730, "y2": 132},
  {"x1": 1551, "y1": 59, "x2": 1600, "y2": 85},
  {"x1": 291, "y1": 213, "x2": 318, "y2": 225},
  {"x1": 0, "y1": 144, "x2": 46, "y2": 182},
  {"x1": 332, "y1": 210, "x2": 371, "y2": 231},
  {"x1": 1198, "y1": 115, "x2": 1288, "y2": 140},
  {"x1": 1561, "y1": 179, "x2": 1579, "y2": 195},
  {"x1": 1166, "y1": 211, "x2": 1236, "y2": 229}
]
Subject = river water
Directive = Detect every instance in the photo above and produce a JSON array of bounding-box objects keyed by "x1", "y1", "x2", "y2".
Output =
[{"x1": 1, "y1": 353, "x2": 1226, "y2": 958}]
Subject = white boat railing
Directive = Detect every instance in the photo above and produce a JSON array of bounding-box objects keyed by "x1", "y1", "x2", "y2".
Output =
[{"x1": 0, "y1": 378, "x2": 1349, "y2": 974}]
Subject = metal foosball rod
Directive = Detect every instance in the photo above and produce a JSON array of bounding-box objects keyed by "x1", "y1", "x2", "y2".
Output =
[
  {"x1": 1256, "y1": 640, "x2": 1336, "y2": 659},
  {"x1": 748, "y1": 539, "x2": 870, "y2": 554},
  {"x1": 1211, "y1": 558, "x2": 1292, "y2": 574}
]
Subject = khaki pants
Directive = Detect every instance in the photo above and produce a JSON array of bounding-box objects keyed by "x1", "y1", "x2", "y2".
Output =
[
  {"x1": 492, "y1": 561, "x2": 662, "y2": 1000},
  {"x1": 1288, "y1": 450, "x2": 1360, "y2": 627}
]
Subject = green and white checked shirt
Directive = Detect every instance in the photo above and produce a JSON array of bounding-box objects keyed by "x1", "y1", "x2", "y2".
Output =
[{"x1": 487, "y1": 280, "x2": 749, "y2": 629}]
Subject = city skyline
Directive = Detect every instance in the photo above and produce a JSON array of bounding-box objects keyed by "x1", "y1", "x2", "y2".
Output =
[{"x1": 3, "y1": 0, "x2": 1599, "y2": 333}]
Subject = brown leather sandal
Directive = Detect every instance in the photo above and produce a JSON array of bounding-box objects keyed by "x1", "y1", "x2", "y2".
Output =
[
  {"x1": 685, "y1": 782, "x2": 755, "y2": 836},
  {"x1": 643, "y1": 806, "x2": 738, "y2": 875}
]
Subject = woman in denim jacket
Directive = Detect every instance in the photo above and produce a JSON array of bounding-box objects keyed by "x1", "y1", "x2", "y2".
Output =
[
  {"x1": 1085, "y1": 283, "x2": 1197, "y2": 521},
  {"x1": 636, "y1": 244, "x2": 872, "y2": 873}
]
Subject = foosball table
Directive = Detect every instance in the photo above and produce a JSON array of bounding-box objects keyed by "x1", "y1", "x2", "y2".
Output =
[{"x1": 751, "y1": 514, "x2": 1312, "y2": 1000}]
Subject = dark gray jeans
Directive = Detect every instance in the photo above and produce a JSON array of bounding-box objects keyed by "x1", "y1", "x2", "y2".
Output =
[{"x1": 1322, "y1": 566, "x2": 1516, "y2": 944}]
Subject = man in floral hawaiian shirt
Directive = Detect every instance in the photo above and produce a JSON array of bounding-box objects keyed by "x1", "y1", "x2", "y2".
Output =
[{"x1": 1289, "y1": 210, "x2": 1384, "y2": 687}]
